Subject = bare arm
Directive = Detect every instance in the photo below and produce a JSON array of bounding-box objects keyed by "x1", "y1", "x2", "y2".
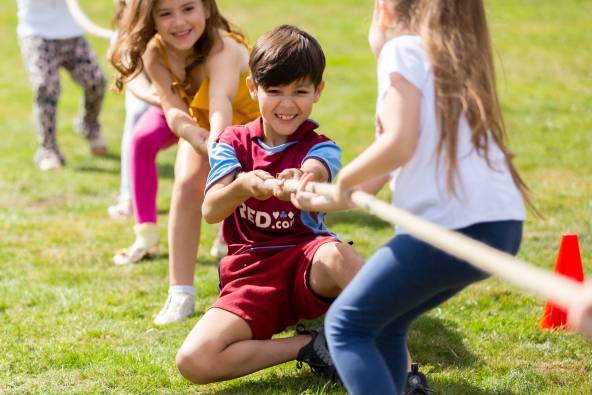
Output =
[
  {"x1": 205, "y1": 36, "x2": 249, "y2": 141},
  {"x1": 144, "y1": 43, "x2": 208, "y2": 154},
  {"x1": 202, "y1": 170, "x2": 275, "y2": 224},
  {"x1": 286, "y1": 157, "x2": 359, "y2": 212},
  {"x1": 289, "y1": 173, "x2": 350, "y2": 212},
  {"x1": 335, "y1": 73, "x2": 420, "y2": 199},
  {"x1": 358, "y1": 174, "x2": 390, "y2": 196},
  {"x1": 293, "y1": 73, "x2": 419, "y2": 212},
  {"x1": 568, "y1": 281, "x2": 592, "y2": 340},
  {"x1": 290, "y1": 172, "x2": 390, "y2": 213},
  {"x1": 301, "y1": 157, "x2": 330, "y2": 183}
]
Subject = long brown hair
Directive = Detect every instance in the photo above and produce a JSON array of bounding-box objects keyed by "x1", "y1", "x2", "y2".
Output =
[
  {"x1": 389, "y1": 0, "x2": 534, "y2": 210},
  {"x1": 109, "y1": 0, "x2": 243, "y2": 92}
]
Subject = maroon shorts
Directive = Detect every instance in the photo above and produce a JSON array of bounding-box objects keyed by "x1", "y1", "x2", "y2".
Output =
[{"x1": 211, "y1": 236, "x2": 338, "y2": 340}]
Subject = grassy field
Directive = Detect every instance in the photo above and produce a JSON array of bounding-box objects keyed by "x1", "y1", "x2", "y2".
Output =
[{"x1": 1, "y1": 0, "x2": 592, "y2": 393}]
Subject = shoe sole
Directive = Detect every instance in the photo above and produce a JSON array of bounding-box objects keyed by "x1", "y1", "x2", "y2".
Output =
[{"x1": 113, "y1": 246, "x2": 159, "y2": 265}]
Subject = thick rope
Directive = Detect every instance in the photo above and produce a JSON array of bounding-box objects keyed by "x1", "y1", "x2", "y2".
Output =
[{"x1": 263, "y1": 178, "x2": 582, "y2": 309}]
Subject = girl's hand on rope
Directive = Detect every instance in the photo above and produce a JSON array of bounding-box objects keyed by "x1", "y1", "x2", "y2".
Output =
[
  {"x1": 291, "y1": 173, "x2": 339, "y2": 212},
  {"x1": 273, "y1": 168, "x2": 303, "y2": 202},
  {"x1": 239, "y1": 170, "x2": 275, "y2": 201},
  {"x1": 568, "y1": 281, "x2": 592, "y2": 341},
  {"x1": 333, "y1": 174, "x2": 355, "y2": 208}
]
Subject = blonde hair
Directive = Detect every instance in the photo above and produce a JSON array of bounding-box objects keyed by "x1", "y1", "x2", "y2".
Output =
[
  {"x1": 109, "y1": 0, "x2": 243, "y2": 92},
  {"x1": 388, "y1": 0, "x2": 534, "y2": 210}
]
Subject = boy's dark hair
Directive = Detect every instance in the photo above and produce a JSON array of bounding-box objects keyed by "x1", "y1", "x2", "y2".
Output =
[{"x1": 249, "y1": 25, "x2": 325, "y2": 88}]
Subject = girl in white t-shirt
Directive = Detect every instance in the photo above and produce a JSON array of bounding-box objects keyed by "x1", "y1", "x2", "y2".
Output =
[{"x1": 292, "y1": 0, "x2": 532, "y2": 393}]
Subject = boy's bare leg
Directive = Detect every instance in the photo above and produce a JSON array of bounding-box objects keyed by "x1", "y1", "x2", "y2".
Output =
[
  {"x1": 308, "y1": 241, "x2": 364, "y2": 298},
  {"x1": 176, "y1": 308, "x2": 311, "y2": 384}
]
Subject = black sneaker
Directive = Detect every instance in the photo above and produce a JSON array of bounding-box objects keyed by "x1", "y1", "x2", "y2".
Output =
[
  {"x1": 295, "y1": 324, "x2": 340, "y2": 383},
  {"x1": 405, "y1": 363, "x2": 431, "y2": 394}
]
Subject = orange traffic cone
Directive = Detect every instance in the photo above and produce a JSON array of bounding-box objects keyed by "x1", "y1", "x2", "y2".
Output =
[{"x1": 540, "y1": 233, "x2": 585, "y2": 330}]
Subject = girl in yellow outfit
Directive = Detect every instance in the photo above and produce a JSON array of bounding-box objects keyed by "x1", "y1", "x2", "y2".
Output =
[
  {"x1": 110, "y1": 0, "x2": 259, "y2": 325},
  {"x1": 158, "y1": 32, "x2": 259, "y2": 130}
]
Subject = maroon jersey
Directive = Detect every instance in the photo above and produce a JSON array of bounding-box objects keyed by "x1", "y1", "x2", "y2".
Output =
[{"x1": 207, "y1": 117, "x2": 342, "y2": 255}]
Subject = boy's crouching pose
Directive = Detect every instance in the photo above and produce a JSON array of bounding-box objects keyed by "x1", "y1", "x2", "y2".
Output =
[{"x1": 174, "y1": 24, "x2": 363, "y2": 384}]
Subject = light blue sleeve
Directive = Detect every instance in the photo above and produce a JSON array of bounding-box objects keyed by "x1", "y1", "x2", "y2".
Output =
[
  {"x1": 206, "y1": 141, "x2": 242, "y2": 191},
  {"x1": 302, "y1": 141, "x2": 342, "y2": 181}
]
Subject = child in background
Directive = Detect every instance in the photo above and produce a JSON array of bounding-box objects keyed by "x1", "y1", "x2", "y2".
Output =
[
  {"x1": 106, "y1": 0, "x2": 155, "y2": 219},
  {"x1": 174, "y1": 24, "x2": 363, "y2": 384},
  {"x1": 17, "y1": 0, "x2": 107, "y2": 171},
  {"x1": 106, "y1": 77, "x2": 154, "y2": 219},
  {"x1": 109, "y1": 0, "x2": 259, "y2": 325},
  {"x1": 61, "y1": 0, "x2": 145, "y2": 217},
  {"x1": 293, "y1": 1, "x2": 529, "y2": 393}
]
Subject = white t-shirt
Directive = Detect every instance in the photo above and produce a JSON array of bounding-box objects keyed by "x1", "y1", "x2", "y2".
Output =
[
  {"x1": 376, "y1": 35, "x2": 526, "y2": 233},
  {"x1": 17, "y1": 0, "x2": 84, "y2": 39}
]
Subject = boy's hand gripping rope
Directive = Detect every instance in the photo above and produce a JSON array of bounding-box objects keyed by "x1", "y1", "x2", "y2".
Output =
[{"x1": 263, "y1": 178, "x2": 583, "y2": 310}]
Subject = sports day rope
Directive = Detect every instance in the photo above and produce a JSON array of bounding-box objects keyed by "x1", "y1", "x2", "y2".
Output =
[{"x1": 265, "y1": 178, "x2": 584, "y2": 310}]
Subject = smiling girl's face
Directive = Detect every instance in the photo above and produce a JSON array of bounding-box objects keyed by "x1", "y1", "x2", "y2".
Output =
[{"x1": 152, "y1": 0, "x2": 209, "y2": 52}]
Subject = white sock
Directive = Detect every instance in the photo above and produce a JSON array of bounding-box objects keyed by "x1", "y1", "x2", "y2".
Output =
[{"x1": 169, "y1": 285, "x2": 195, "y2": 297}]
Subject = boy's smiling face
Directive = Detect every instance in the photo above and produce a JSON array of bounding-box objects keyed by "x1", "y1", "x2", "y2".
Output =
[{"x1": 248, "y1": 77, "x2": 324, "y2": 146}]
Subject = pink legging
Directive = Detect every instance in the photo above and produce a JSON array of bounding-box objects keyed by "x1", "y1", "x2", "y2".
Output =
[{"x1": 130, "y1": 106, "x2": 178, "y2": 224}]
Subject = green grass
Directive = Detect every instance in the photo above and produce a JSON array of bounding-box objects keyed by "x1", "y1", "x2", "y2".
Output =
[{"x1": 1, "y1": 0, "x2": 592, "y2": 393}]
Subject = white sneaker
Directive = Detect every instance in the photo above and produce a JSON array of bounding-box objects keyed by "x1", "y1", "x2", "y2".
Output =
[
  {"x1": 154, "y1": 293, "x2": 195, "y2": 325},
  {"x1": 108, "y1": 197, "x2": 132, "y2": 219},
  {"x1": 38, "y1": 155, "x2": 63, "y2": 171},
  {"x1": 34, "y1": 148, "x2": 64, "y2": 171}
]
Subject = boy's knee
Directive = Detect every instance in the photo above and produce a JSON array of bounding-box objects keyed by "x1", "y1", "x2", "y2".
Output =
[
  {"x1": 176, "y1": 343, "x2": 217, "y2": 384},
  {"x1": 323, "y1": 242, "x2": 363, "y2": 272},
  {"x1": 176, "y1": 348, "x2": 204, "y2": 384},
  {"x1": 323, "y1": 243, "x2": 344, "y2": 270}
]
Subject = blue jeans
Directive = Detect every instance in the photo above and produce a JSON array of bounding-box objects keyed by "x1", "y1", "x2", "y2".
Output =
[
  {"x1": 119, "y1": 91, "x2": 149, "y2": 200},
  {"x1": 325, "y1": 220, "x2": 523, "y2": 395}
]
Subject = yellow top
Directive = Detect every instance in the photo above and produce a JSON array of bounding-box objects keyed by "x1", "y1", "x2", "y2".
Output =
[{"x1": 155, "y1": 32, "x2": 260, "y2": 129}]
